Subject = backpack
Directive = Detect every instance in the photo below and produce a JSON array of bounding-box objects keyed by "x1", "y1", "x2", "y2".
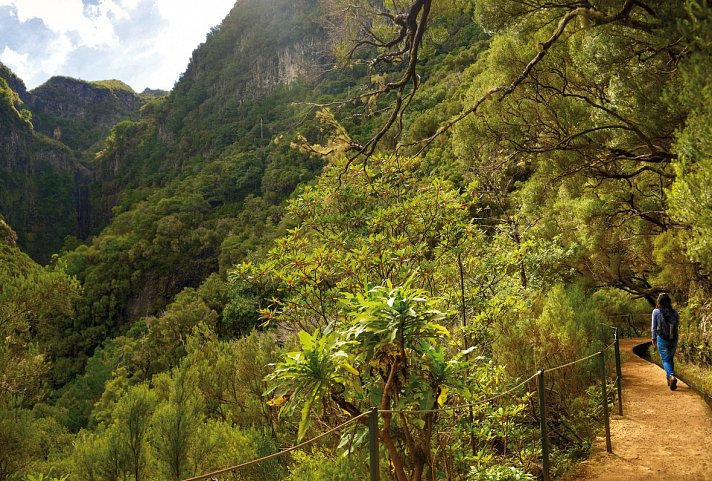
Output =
[{"x1": 657, "y1": 309, "x2": 679, "y2": 341}]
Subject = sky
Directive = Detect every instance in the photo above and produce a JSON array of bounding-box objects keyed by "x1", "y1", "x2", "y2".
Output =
[{"x1": 0, "y1": 0, "x2": 236, "y2": 92}]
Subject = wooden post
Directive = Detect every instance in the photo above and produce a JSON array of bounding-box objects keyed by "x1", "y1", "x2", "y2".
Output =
[
  {"x1": 537, "y1": 370, "x2": 550, "y2": 481},
  {"x1": 369, "y1": 407, "x2": 380, "y2": 481},
  {"x1": 599, "y1": 351, "x2": 612, "y2": 453},
  {"x1": 614, "y1": 329, "x2": 623, "y2": 416}
]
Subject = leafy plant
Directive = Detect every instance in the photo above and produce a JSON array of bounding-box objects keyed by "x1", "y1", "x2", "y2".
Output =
[{"x1": 268, "y1": 283, "x2": 527, "y2": 481}]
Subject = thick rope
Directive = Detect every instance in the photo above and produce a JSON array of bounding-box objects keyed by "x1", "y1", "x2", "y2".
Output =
[
  {"x1": 180, "y1": 411, "x2": 369, "y2": 481},
  {"x1": 379, "y1": 371, "x2": 539, "y2": 415}
]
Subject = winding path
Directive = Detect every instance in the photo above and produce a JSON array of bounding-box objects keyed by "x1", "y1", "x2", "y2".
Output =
[{"x1": 565, "y1": 338, "x2": 712, "y2": 481}]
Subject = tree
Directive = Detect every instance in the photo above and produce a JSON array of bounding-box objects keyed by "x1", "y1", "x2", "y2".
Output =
[
  {"x1": 0, "y1": 395, "x2": 35, "y2": 481},
  {"x1": 666, "y1": 1, "x2": 712, "y2": 341},
  {"x1": 315, "y1": 1, "x2": 670, "y2": 161},
  {"x1": 233, "y1": 154, "x2": 499, "y2": 332},
  {"x1": 143, "y1": 289, "x2": 219, "y2": 375},
  {"x1": 150, "y1": 366, "x2": 203, "y2": 481},
  {"x1": 182, "y1": 329, "x2": 279, "y2": 429},
  {"x1": 112, "y1": 384, "x2": 156, "y2": 481},
  {"x1": 447, "y1": 1, "x2": 688, "y2": 302}
]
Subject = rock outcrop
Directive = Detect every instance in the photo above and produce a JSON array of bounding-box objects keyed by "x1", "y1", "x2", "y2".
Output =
[{"x1": 28, "y1": 77, "x2": 146, "y2": 152}]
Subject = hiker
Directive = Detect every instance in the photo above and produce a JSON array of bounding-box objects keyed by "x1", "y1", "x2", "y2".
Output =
[{"x1": 652, "y1": 292, "x2": 679, "y2": 391}]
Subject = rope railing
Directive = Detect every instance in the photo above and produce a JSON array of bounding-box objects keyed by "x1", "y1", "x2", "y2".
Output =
[
  {"x1": 599, "y1": 322, "x2": 619, "y2": 330},
  {"x1": 182, "y1": 329, "x2": 626, "y2": 481},
  {"x1": 180, "y1": 411, "x2": 369, "y2": 481},
  {"x1": 544, "y1": 350, "x2": 601, "y2": 373},
  {"x1": 605, "y1": 314, "x2": 651, "y2": 338},
  {"x1": 378, "y1": 371, "x2": 539, "y2": 415}
]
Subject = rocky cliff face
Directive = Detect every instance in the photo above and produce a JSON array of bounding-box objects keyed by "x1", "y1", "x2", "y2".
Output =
[
  {"x1": 28, "y1": 77, "x2": 146, "y2": 152},
  {"x1": 0, "y1": 70, "x2": 74, "y2": 175},
  {"x1": 0, "y1": 100, "x2": 81, "y2": 261},
  {"x1": 88, "y1": 0, "x2": 333, "y2": 222},
  {"x1": 244, "y1": 38, "x2": 325, "y2": 99},
  {"x1": 0, "y1": 217, "x2": 17, "y2": 247},
  {"x1": 169, "y1": 0, "x2": 331, "y2": 128}
]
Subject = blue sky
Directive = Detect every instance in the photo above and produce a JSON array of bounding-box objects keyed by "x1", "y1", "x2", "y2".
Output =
[{"x1": 0, "y1": 0, "x2": 235, "y2": 92}]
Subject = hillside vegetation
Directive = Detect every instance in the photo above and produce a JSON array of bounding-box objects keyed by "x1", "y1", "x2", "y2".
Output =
[{"x1": 1, "y1": 1, "x2": 711, "y2": 481}]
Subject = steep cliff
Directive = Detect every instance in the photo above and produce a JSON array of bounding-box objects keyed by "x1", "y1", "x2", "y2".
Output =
[
  {"x1": 0, "y1": 65, "x2": 155, "y2": 260},
  {"x1": 0, "y1": 73, "x2": 83, "y2": 262},
  {"x1": 29, "y1": 77, "x2": 147, "y2": 153},
  {"x1": 2, "y1": 0, "x2": 332, "y2": 265},
  {"x1": 86, "y1": 0, "x2": 334, "y2": 226},
  {"x1": 0, "y1": 62, "x2": 30, "y2": 104},
  {"x1": 163, "y1": 0, "x2": 330, "y2": 149},
  {"x1": 177, "y1": 0, "x2": 326, "y2": 102}
]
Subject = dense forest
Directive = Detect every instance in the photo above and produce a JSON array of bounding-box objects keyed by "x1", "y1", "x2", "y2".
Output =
[{"x1": 1, "y1": 0, "x2": 711, "y2": 480}]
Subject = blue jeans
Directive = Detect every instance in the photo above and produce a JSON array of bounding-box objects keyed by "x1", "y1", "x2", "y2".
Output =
[{"x1": 657, "y1": 336, "x2": 677, "y2": 378}]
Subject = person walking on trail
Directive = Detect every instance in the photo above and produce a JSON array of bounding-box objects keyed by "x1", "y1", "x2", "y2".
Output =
[{"x1": 652, "y1": 292, "x2": 680, "y2": 390}]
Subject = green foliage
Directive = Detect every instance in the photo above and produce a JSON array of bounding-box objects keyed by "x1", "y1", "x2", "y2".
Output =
[
  {"x1": 0, "y1": 395, "x2": 37, "y2": 481},
  {"x1": 0, "y1": 70, "x2": 77, "y2": 261},
  {"x1": 442, "y1": 0, "x2": 693, "y2": 309},
  {"x1": 110, "y1": 383, "x2": 156, "y2": 481},
  {"x1": 268, "y1": 328, "x2": 358, "y2": 441},
  {"x1": 221, "y1": 277, "x2": 267, "y2": 336},
  {"x1": 0, "y1": 76, "x2": 31, "y2": 128},
  {"x1": 23, "y1": 474, "x2": 69, "y2": 481},
  {"x1": 0, "y1": 227, "x2": 81, "y2": 399},
  {"x1": 143, "y1": 290, "x2": 219, "y2": 374},
  {"x1": 268, "y1": 284, "x2": 530, "y2": 480},
  {"x1": 66, "y1": 345, "x2": 278, "y2": 481},
  {"x1": 150, "y1": 366, "x2": 203, "y2": 481},
  {"x1": 181, "y1": 329, "x2": 279, "y2": 428},
  {"x1": 495, "y1": 284, "x2": 606, "y2": 381},
  {"x1": 0, "y1": 394, "x2": 73, "y2": 481},
  {"x1": 233, "y1": 154, "x2": 491, "y2": 332},
  {"x1": 662, "y1": 2, "x2": 712, "y2": 359},
  {"x1": 54, "y1": 344, "x2": 116, "y2": 431},
  {"x1": 468, "y1": 465, "x2": 534, "y2": 481},
  {"x1": 0, "y1": 120, "x2": 77, "y2": 262},
  {"x1": 284, "y1": 449, "x2": 367, "y2": 481},
  {"x1": 29, "y1": 76, "x2": 144, "y2": 153},
  {"x1": 90, "y1": 80, "x2": 136, "y2": 93},
  {"x1": 669, "y1": 24, "x2": 712, "y2": 269}
]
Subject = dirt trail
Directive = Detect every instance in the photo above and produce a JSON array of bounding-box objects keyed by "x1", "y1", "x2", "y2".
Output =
[{"x1": 565, "y1": 338, "x2": 712, "y2": 481}]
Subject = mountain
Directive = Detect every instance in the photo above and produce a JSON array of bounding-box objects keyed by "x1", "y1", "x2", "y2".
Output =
[
  {"x1": 60, "y1": 0, "x2": 340, "y2": 339},
  {"x1": 0, "y1": 61, "x2": 156, "y2": 260},
  {"x1": 28, "y1": 77, "x2": 147, "y2": 153},
  {"x1": 1, "y1": 0, "x2": 335, "y2": 267}
]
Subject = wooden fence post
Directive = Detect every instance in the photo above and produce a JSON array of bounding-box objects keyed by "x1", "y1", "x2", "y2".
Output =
[
  {"x1": 537, "y1": 370, "x2": 550, "y2": 481},
  {"x1": 614, "y1": 329, "x2": 623, "y2": 416},
  {"x1": 599, "y1": 351, "x2": 612, "y2": 453},
  {"x1": 369, "y1": 407, "x2": 380, "y2": 481}
]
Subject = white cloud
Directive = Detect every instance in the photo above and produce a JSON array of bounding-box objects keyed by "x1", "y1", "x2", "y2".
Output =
[
  {"x1": 1, "y1": 0, "x2": 118, "y2": 47},
  {"x1": 1, "y1": 45, "x2": 29, "y2": 74},
  {"x1": 0, "y1": 0, "x2": 236, "y2": 91}
]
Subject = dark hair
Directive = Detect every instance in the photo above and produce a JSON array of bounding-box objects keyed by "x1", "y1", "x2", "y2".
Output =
[{"x1": 656, "y1": 292, "x2": 673, "y2": 309}]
